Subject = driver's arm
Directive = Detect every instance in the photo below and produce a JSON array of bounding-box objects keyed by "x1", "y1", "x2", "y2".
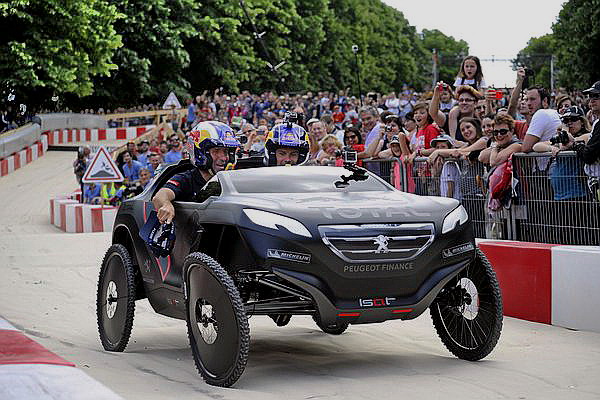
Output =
[{"x1": 153, "y1": 188, "x2": 176, "y2": 224}]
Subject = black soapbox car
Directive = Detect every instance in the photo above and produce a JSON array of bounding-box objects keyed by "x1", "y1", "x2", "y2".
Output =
[{"x1": 96, "y1": 160, "x2": 502, "y2": 387}]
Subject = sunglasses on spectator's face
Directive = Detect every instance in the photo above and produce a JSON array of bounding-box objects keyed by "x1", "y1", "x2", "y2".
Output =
[
  {"x1": 458, "y1": 98, "x2": 476, "y2": 103},
  {"x1": 492, "y1": 129, "x2": 510, "y2": 137},
  {"x1": 475, "y1": 105, "x2": 485, "y2": 110},
  {"x1": 345, "y1": 134, "x2": 357, "y2": 139},
  {"x1": 588, "y1": 93, "x2": 600, "y2": 99},
  {"x1": 562, "y1": 117, "x2": 581, "y2": 123}
]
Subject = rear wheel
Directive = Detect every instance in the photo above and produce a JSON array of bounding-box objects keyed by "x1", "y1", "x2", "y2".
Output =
[
  {"x1": 313, "y1": 314, "x2": 349, "y2": 335},
  {"x1": 184, "y1": 252, "x2": 249, "y2": 387},
  {"x1": 97, "y1": 244, "x2": 136, "y2": 352},
  {"x1": 430, "y1": 249, "x2": 503, "y2": 361}
]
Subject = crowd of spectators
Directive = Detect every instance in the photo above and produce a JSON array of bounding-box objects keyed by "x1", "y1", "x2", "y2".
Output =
[
  {"x1": 0, "y1": 104, "x2": 35, "y2": 133},
  {"x1": 72, "y1": 55, "x2": 600, "y2": 245}
]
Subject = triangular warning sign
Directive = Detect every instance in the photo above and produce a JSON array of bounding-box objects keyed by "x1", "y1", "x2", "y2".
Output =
[
  {"x1": 162, "y1": 91, "x2": 182, "y2": 109},
  {"x1": 82, "y1": 146, "x2": 124, "y2": 183}
]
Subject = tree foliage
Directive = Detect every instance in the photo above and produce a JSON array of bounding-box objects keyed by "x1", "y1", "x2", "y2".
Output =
[
  {"x1": 0, "y1": 0, "x2": 122, "y2": 105},
  {"x1": 1, "y1": 0, "x2": 474, "y2": 109},
  {"x1": 552, "y1": 0, "x2": 600, "y2": 88},
  {"x1": 513, "y1": 34, "x2": 555, "y2": 89},
  {"x1": 516, "y1": 0, "x2": 600, "y2": 90}
]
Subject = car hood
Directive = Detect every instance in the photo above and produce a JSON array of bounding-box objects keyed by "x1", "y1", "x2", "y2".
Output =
[{"x1": 218, "y1": 190, "x2": 459, "y2": 227}]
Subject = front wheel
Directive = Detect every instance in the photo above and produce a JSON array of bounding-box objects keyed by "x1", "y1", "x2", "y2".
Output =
[
  {"x1": 430, "y1": 249, "x2": 503, "y2": 361},
  {"x1": 184, "y1": 252, "x2": 249, "y2": 387}
]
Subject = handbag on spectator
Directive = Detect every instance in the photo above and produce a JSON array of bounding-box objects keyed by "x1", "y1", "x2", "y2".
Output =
[{"x1": 488, "y1": 155, "x2": 513, "y2": 200}]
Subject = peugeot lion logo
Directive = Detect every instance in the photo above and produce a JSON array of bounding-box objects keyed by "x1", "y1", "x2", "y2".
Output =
[{"x1": 373, "y1": 235, "x2": 390, "y2": 254}]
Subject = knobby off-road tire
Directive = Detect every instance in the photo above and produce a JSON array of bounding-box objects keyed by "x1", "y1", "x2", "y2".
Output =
[
  {"x1": 430, "y1": 248, "x2": 503, "y2": 361},
  {"x1": 97, "y1": 244, "x2": 137, "y2": 352},
  {"x1": 184, "y1": 252, "x2": 249, "y2": 387},
  {"x1": 313, "y1": 314, "x2": 349, "y2": 335}
]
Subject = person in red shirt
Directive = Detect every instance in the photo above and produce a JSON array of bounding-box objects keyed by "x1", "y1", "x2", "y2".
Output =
[
  {"x1": 410, "y1": 102, "x2": 440, "y2": 161},
  {"x1": 409, "y1": 102, "x2": 440, "y2": 195}
]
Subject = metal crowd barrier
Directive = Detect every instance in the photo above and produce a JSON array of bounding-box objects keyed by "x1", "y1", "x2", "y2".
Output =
[
  {"x1": 356, "y1": 153, "x2": 599, "y2": 246},
  {"x1": 511, "y1": 152, "x2": 599, "y2": 246}
]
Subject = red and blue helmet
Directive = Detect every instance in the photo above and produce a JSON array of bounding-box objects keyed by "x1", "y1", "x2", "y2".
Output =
[
  {"x1": 264, "y1": 123, "x2": 310, "y2": 166},
  {"x1": 188, "y1": 121, "x2": 240, "y2": 171}
]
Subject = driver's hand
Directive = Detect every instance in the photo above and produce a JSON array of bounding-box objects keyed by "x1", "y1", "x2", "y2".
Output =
[{"x1": 157, "y1": 202, "x2": 175, "y2": 224}]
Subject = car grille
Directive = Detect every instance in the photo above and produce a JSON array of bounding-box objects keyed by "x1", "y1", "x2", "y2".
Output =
[{"x1": 318, "y1": 223, "x2": 435, "y2": 262}]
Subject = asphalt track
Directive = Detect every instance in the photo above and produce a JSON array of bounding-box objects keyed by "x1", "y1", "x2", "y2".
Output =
[{"x1": 1, "y1": 151, "x2": 600, "y2": 399}]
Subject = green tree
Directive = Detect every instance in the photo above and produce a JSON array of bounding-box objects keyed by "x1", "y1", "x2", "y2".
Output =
[
  {"x1": 552, "y1": 0, "x2": 600, "y2": 88},
  {"x1": 86, "y1": 0, "x2": 200, "y2": 108},
  {"x1": 513, "y1": 34, "x2": 555, "y2": 89},
  {"x1": 0, "y1": 0, "x2": 122, "y2": 107},
  {"x1": 420, "y1": 29, "x2": 469, "y2": 85}
]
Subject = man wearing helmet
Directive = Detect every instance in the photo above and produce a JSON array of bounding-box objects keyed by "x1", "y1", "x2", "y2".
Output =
[
  {"x1": 153, "y1": 121, "x2": 240, "y2": 224},
  {"x1": 264, "y1": 122, "x2": 310, "y2": 166}
]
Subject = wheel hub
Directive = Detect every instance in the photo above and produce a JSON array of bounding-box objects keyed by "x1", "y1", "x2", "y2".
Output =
[
  {"x1": 196, "y1": 299, "x2": 218, "y2": 345},
  {"x1": 106, "y1": 281, "x2": 118, "y2": 319}
]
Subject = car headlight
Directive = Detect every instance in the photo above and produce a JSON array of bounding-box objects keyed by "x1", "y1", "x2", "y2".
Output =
[
  {"x1": 242, "y1": 209, "x2": 312, "y2": 238},
  {"x1": 442, "y1": 205, "x2": 469, "y2": 234}
]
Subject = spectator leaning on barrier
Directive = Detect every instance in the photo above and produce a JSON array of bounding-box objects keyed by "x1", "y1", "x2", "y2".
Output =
[
  {"x1": 430, "y1": 135, "x2": 462, "y2": 201},
  {"x1": 367, "y1": 114, "x2": 410, "y2": 158},
  {"x1": 572, "y1": 82, "x2": 600, "y2": 200},
  {"x1": 485, "y1": 113, "x2": 522, "y2": 168},
  {"x1": 521, "y1": 85, "x2": 561, "y2": 153},
  {"x1": 585, "y1": 81, "x2": 600, "y2": 126},
  {"x1": 428, "y1": 117, "x2": 487, "y2": 166},
  {"x1": 533, "y1": 106, "x2": 589, "y2": 202}
]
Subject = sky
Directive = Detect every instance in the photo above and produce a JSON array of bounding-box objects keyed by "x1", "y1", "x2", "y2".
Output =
[{"x1": 382, "y1": 0, "x2": 566, "y2": 88}]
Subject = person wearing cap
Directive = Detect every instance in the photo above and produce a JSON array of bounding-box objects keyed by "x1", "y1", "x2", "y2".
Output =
[
  {"x1": 584, "y1": 81, "x2": 600, "y2": 127},
  {"x1": 378, "y1": 134, "x2": 407, "y2": 159},
  {"x1": 429, "y1": 134, "x2": 462, "y2": 201}
]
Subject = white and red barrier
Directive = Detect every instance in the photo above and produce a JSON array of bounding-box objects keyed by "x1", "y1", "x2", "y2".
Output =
[
  {"x1": 0, "y1": 125, "x2": 154, "y2": 179},
  {"x1": 50, "y1": 192, "x2": 118, "y2": 233},
  {"x1": 45, "y1": 125, "x2": 155, "y2": 145},
  {"x1": 0, "y1": 134, "x2": 48, "y2": 177},
  {"x1": 0, "y1": 318, "x2": 122, "y2": 399},
  {"x1": 479, "y1": 240, "x2": 600, "y2": 333}
]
